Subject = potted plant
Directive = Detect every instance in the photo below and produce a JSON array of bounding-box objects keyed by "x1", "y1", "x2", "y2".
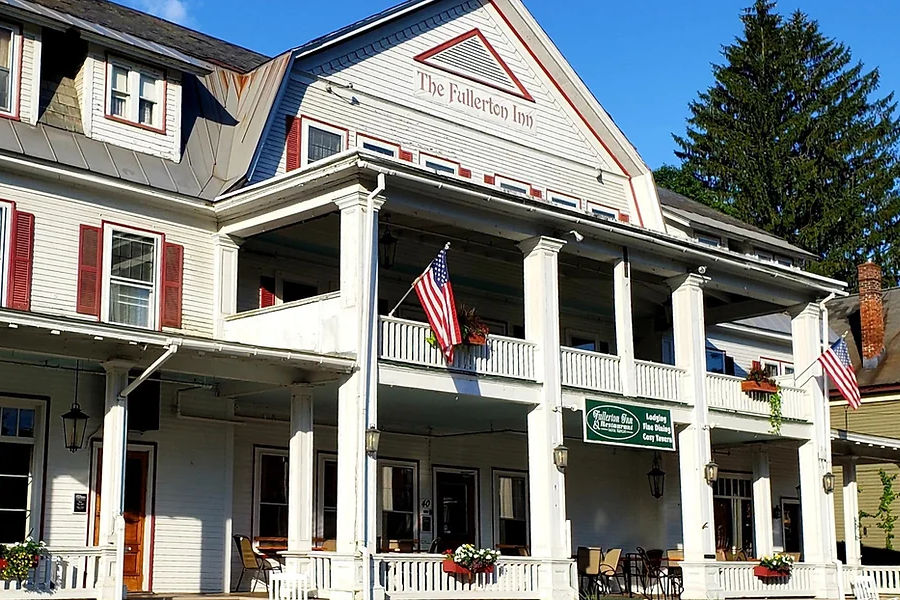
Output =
[
  {"x1": 0, "y1": 539, "x2": 47, "y2": 581},
  {"x1": 754, "y1": 553, "x2": 794, "y2": 579},
  {"x1": 742, "y1": 361, "x2": 778, "y2": 393},
  {"x1": 459, "y1": 306, "x2": 489, "y2": 346},
  {"x1": 442, "y1": 544, "x2": 500, "y2": 580}
]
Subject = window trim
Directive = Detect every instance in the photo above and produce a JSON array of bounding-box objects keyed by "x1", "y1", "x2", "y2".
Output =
[
  {"x1": 585, "y1": 201, "x2": 620, "y2": 221},
  {"x1": 300, "y1": 116, "x2": 348, "y2": 168},
  {"x1": 713, "y1": 472, "x2": 754, "y2": 555},
  {"x1": 546, "y1": 190, "x2": 582, "y2": 211},
  {"x1": 376, "y1": 458, "x2": 419, "y2": 552},
  {"x1": 419, "y1": 152, "x2": 462, "y2": 176},
  {"x1": 252, "y1": 446, "x2": 289, "y2": 542},
  {"x1": 0, "y1": 200, "x2": 13, "y2": 307},
  {"x1": 0, "y1": 396, "x2": 45, "y2": 545},
  {"x1": 315, "y1": 451, "x2": 337, "y2": 542},
  {"x1": 695, "y1": 231, "x2": 723, "y2": 247},
  {"x1": 356, "y1": 133, "x2": 400, "y2": 159},
  {"x1": 433, "y1": 465, "x2": 481, "y2": 547},
  {"x1": 0, "y1": 21, "x2": 22, "y2": 120},
  {"x1": 104, "y1": 55, "x2": 167, "y2": 134},
  {"x1": 492, "y1": 174, "x2": 533, "y2": 197},
  {"x1": 706, "y1": 347, "x2": 726, "y2": 374},
  {"x1": 492, "y1": 468, "x2": 529, "y2": 551},
  {"x1": 759, "y1": 356, "x2": 794, "y2": 377},
  {"x1": 100, "y1": 222, "x2": 164, "y2": 330}
]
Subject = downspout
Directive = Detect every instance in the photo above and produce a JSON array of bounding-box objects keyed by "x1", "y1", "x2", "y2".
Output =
[
  {"x1": 361, "y1": 173, "x2": 385, "y2": 598},
  {"x1": 118, "y1": 343, "x2": 180, "y2": 399}
]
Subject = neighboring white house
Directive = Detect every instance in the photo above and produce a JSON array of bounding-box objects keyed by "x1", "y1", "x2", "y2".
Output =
[{"x1": 0, "y1": 2, "x2": 888, "y2": 600}]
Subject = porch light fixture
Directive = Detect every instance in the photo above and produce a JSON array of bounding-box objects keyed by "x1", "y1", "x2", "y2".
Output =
[
  {"x1": 365, "y1": 426, "x2": 381, "y2": 457},
  {"x1": 647, "y1": 452, "x2": 665, "y2": 499},
  {"x1": 823, "y1": 472, "x2": 836, "y2": 494},
  {"x1": 378, "y1": 224, "x2": 399, "y2": 269},
  {"x1": 553, "y1": 444, "x2": 569, "y2": 471},
  {"x1": 704, "y1": 461, "x2": 719, "y2": 485},
  {"x1": 61, "y1": 363, "x2": 89, "y2": 453}
]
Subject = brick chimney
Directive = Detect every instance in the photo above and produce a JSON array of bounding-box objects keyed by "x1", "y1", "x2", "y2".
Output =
[{"x1": 858, "y1": 262, "x2": 885, "y2": 368}]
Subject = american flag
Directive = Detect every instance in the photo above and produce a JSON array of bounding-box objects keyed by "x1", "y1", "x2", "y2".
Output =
[
  {"x1": 414, "y1": 247, "x2": 461, "y2": 362},
  {"x1": 818, "y1": 338, "x2": 861, "y2": 409}
]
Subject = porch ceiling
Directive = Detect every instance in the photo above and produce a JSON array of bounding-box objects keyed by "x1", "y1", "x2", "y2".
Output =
[{"x1": 832, "y1": 429, "x2": 900, "y2": 465}]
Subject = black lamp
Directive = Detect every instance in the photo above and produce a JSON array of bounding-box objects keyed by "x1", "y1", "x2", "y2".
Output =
[
  {"x1": 553, "y1": 444, "x2": 569, "y2": 471},
  {"x1": 705, "y1": 461, "x2": 720, "y2": 485},
  {"x1": 823, "y1": 472, "x2": 836, "y2": 494},
  {"x1": 378, "y1": 224, "x2": 399, "y2": 269},
  {"x1": 648, "y1": 452, "x2": 665, "y2": 499},
  {"x1": 61, "y1": 363, "x2": 89, "y2": 453}
]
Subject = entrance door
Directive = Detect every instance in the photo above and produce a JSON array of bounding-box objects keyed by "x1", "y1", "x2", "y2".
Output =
[
  {"x1": 434, "y1": 469, "x2": 477, "y2": 551},
  {"x1": 93, "y1": 449, "x2": 151, "y2": 592}
]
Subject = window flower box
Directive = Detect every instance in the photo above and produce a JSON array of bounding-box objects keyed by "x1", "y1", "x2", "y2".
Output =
[
  {"x1": 753, "y1": 565, "x2": 790, "y2": 578},
  {"x1": 441, "y1": 560, "x2": 494, "y2": 576},
  {"x1": 741, "y1": 380, "x2": 778, "y2": 394}
]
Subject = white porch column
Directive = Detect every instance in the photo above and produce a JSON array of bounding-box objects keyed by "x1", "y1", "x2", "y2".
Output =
[
  {"x1": 519, "y1": 236, "x2": 575, "y2": 600},
  {"x1": 332, "y1": 190, "x2": 382, "y2": 600},
  {"x1": 752, "y1": 449, "x2": 775, "y2": 557},
  {"x1": 613, "y1": 249, "x2": 636, "y2": 397},
  {"x1": 841, "y1": 458, "x2": 861, "y2": 566},
  {"x1": 286, "y1": 386, "x2": 314, "y2": 573},
  {"x1": 98, "y1": 363, "x2": 130, "y2": 600},
  {"x1": 670, "y1": 274, "x2": 718, "y2": 600},
  {"x1": 213, "y1": 234, "x2": 241, "y2": 337}
]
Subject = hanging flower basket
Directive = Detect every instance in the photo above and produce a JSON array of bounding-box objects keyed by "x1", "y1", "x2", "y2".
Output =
[
  {"x1": 442, "y1": 560, "x2": 494, "y2": 575},
  {"x1": 755, "y1": 553, "x2": 794, "y2": 579},
  {"x1": 753, "y1": 565, "x2": 790, "y2": 579},
  {"x1": 442, "y1": 545, "x2": 499, "y2": 581},
  {"x1": 742, "y1": 380, "x2": 778, "y2": 394}
]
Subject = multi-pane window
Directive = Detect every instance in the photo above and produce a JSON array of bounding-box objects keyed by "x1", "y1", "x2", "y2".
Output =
[
  {"x1": 256, "y1": 452, "x2": 288, "y2": 539},
  {"x1": 318, "y1": 456, "x2": 337, "y2": 541},
  {"x1": 0, "y1": 405, "x2": 35, "y2": 544},
  {"x1": 495, "y1": 472, "x2": 528, "y2": 548},
  {"x1": 713, "y1": 475, "x2": 754, "y2": 556},
  {"x1": 107, "y1": 229, "x2": 158, "y2": 328},
  {"x1": 0, "y1": 23, "x2": 18, "y2": 115},
  {"x1": 107, "y1": 60, "x2": 163, "y2": 129},
  {"x1": 305, "y1": 125, "x2": 343, "y2": 165},
  {"x1": 378, "y1": 462, "x2": 417, "y2": 549},
  {"x1": 0, "y1": 204, "x2": 7, "y2": 304}
]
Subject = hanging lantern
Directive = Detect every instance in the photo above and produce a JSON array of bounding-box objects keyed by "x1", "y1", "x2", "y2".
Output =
[
  {"x1": 365, "y1": 426, "x2": 381, "y2": 457},
  {"x1": 647, "y1": 452, "x2": 665, "y2": 499},
  {"x1": 705, "y1": 461, "x2": 720, "y2": 485},
  {"x1": 378, "y1": 225, "x2": 399, "y2": 269},
  {"x1": 553, "y1": 444, "x2": 569, "y2": 471},
  {"x1": 61, "y1": 363, "x2": 89, "y2": 453},
  {"x1": 823, "y1": 472, "x2": 836, "y2": 494}
]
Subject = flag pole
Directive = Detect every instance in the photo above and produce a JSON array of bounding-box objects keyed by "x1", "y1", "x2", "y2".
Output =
[
  {"x1": 387, "y1": 242, "x2": 451, "y2": 317},
  {"x1": 794, "y1": 329, "x2": 848, "y2": 387}
]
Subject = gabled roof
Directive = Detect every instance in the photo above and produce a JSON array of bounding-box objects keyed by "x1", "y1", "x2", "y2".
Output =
[{"x1": 9, "y1": 0, "x2": 269, "y2": 72}]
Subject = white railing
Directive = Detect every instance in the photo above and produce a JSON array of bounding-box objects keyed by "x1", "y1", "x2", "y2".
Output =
[
  {"x1": 308, "y1": 552, "x2": 332, "y2": 593},
  {"x1": 379, "y1": 317, "x2": 536, "y2": 381},
  {"x1": 635, "y1": 360, "x2": 684, "y2": 402},
  {"x1": 374, "y1": 554, "x2": 543, "y2": 599},
  {"x1": 560, "y1": 348, "x2": 621, "y2": 393},
  {"x1": 705, "y1": 374, "x2": 810, "y2": 422},
  {"x1": 843, "y1": 565, "x2": 900, "y2": 594},
  {"x1": 714, "y1": 561, "x2": 817, "y2": 598},
  {"x1": 0, "y1": 547, "x2": 106, "y2": 598}
]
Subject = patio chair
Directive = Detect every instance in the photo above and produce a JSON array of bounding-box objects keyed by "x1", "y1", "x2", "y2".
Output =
[
  {"x1": 233, "y1": 534, "x2": 282, "y2": 592},
  {"x1": 428, "y1": 537, "x2": 443, "y2": 554},
  {"x1": 853, "y1": 575, "x2": 878, "y2": 600},
  {"x1": 577, "y1": 546, "x2": 603, "y2": 599},
  {"x1": 599, "y1": 548, "x2": 626, "y2": 595},
  {"x1": 637, "y1": 547, "x2": 670, "y2": 600}
]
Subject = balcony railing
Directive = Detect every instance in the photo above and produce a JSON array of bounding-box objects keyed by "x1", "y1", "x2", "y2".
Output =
[
  {"x1": 560, "y1": 347, "x2": 621, "y2": 394},
  {"x1": 379, "y1": 317, "x2": 536, "y2": 380},
  {"x1": 635, "y1": 360, "x2": 684, "y2": 402},
  {"x1": 713, "y1": 561, "x2": 818, "y2": 598},
  {"x1": 705, "y1": 373, "x2": 810, "y2": 421},
  {"x1": 0, "y1": 546, "x2": 108, "y2": 598}
]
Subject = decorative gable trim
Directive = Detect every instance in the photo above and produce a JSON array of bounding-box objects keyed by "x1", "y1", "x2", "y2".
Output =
[{"x1": 414, "y1": 28, "x2": 534, "y2": 102}]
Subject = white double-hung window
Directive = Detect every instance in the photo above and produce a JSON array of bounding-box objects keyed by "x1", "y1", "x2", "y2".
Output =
[
  {"x1": 0, "y1": 22, "x2": 20, "y2": 117},
  {"x1": 103, "y1": 225, "x2": 161, "y2": 329},
  {"x1": 107, "y1": 59, "x2": 163, "y2": 130}
]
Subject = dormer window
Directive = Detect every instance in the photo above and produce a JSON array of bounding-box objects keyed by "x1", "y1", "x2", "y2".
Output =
[
  {"x1": 0, "y1": 22, "x2": 21, "y2": 117},
  {"x1": 106, "y1": 57, "x2": 164, "y2": 131}
]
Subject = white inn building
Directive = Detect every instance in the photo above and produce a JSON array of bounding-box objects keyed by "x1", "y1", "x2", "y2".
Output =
[{"x1": 0, "y1": 1, "x2": 895, "y2": 600}]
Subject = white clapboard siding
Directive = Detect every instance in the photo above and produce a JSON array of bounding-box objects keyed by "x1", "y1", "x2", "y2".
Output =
[
  {"x1": 706, "y1": 327, "x2": 794, "y2": 376},
  {"x1": 1, "y1": 178, "x2": 216, "y2": 336},
  {"x1": 19, "y1": 25, "x2": 40, "y2": 125},
  {"x1": 84, "y1": 47, "x2": 182, "y2": 162},
  {"x1": 255, "y1": 0, "x2": 632, "y2": 216}
]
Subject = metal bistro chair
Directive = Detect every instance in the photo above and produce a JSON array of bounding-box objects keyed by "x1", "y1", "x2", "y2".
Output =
[
  {"x1": 637, "y1": 547, "x2": 670, "y2": 600},
  {"x1": 577, "y1": 546, "x2": 603, "y2": 599},
  {"x1": 599, "y1": 548, "x2": 626, "y2": 596},
  {"x1": 233, "y1": 534, "x2": 282, "y2": 592}
]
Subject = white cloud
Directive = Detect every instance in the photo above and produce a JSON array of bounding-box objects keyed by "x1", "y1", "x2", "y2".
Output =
[{"x1": 132, "y1": 0, "x2": 192, "y2": 25}]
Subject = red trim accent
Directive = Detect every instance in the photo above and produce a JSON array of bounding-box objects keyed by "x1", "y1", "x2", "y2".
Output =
[
  {"x1": 619, "y1": 213, "x2": 630, "y2": 223},
  {"x1": 487, "y1": 1, "x2": 645, "y2": 227},
  {"x1": 103, "y1": 54, "x2": 168, "y2": 135},
  {"x1": 259, "y1": 276, "x2": 276, "y2": 308},
  {"x1": 458, "y1": 167, "x2": 472, "y2": 179},
  {"x1": 399, "y1": 149, "x2": 413, "y2": 162},
  {"x1": 530, "y1": 188, "x2": 542, "y2": 199},
  {"x1": 76, "y1": 224, "x2": 103, "y2": 317},
  {"x1": 483, "y1": 174, "x2": 495, "y2": 185},
  {"x1": 415, "y1": 29, "x2": 534, "y2": 103},
  {"x1": 160, "y1": 242, "x2": 183, "y2": 328},
  {"x1": 298, "y1": 114, "x2": 350, "y2": 168},
  {"x1": 285, "y1": 115, "x2": 301, "y2": 171},
  {"x1": 7, "y1": 209, "x2": 34, "y2": 310}
]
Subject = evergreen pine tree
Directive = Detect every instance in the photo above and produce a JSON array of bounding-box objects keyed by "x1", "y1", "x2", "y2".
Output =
[{"x1": 671, "y1": 0, "x2": 900, "y2": 286}]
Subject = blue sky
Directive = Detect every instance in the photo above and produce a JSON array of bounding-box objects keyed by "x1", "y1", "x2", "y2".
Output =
[{"x1": 125, "y1": 0, "x2": 900, "y2": 169}]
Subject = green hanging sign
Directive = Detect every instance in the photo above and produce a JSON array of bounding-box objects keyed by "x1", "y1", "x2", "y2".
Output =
[{"x1": 583, "y1": 399, "x2": 676, "y2": 451}]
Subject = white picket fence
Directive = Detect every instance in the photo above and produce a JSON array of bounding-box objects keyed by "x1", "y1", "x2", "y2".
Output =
[
  {"x1": 560, "y1": 348, "x2": 621, "y2": 393},
  {"x1": 705, "y1": 374, "x2": 810, "y2": 422},
  {"x1": 0, "y1": 547, "x2": 106, "y2": 599},
  {"x1": 379, "y1": 317, "x2": 536, "y2": 380},
  {"x1": 714, "y1": 561, "x2": 817, "y2": 598},
  {"x1": 635, "y1": 360, "x2": 684, "y2": 402},
  {"x1": 374, "y1": 554, "x2": 545, "y2": 599}
]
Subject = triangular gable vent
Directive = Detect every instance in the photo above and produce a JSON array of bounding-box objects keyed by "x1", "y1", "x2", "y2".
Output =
[{"x1": 414, "y1": 29, "x2": 534, "y2": 102}]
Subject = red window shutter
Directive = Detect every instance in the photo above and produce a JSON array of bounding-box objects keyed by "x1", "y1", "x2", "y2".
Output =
[
  {"x1": 76, "y1": 225, "x2": 103, "y2": 316},
  {"x1": 619, "y1": 213, "x2": 630, "y2": 224},
  {"x1": 484, "y1": 174, "x2": 495, "y2": 185},
  {"x1": 459, "y1": 167, "x2": 472, "y2": 179},
  {"x1": 259, "y1": 276, "x2": 276, "y2": 308},
  {"x1": 530, "y1": 188, "x2": 542, "y2": 199},
  {"x1": 6, "y1": 211, "x2": 35, "y2": 311},
  {"x1": 161, "y1": 242, "x2": 184, "y2": 328},
  {"x1": 285, "y1": 115, "x2": 301, "y2": 171},
  {"x1": 399, "y1": 150, "x2": 413, "y2": 162}
]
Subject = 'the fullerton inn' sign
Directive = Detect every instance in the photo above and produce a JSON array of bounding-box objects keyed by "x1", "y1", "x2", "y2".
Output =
[{"x1": 415, "y1": 70, "x2": 537, "y2": 131}]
